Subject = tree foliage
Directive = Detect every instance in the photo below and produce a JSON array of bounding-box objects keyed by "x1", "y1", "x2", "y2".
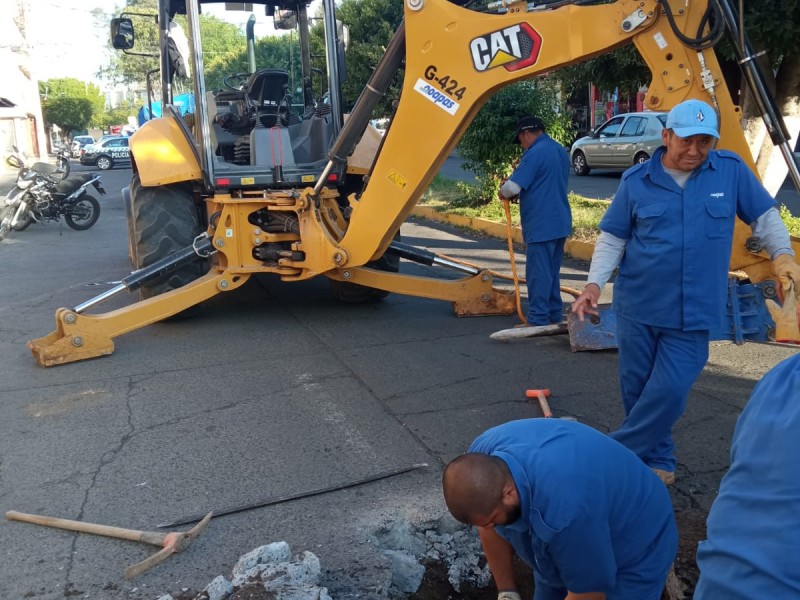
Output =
[
  {"x1": 455, "y1": 79, "x2": 574, "y2": 206},
  {"x1": 102, "y1": 0, "x2": 161, "y2": 87},
  {"x1": 335, "y1": 0, "x2": 404, "y2": 114},
  {"x1": 41, "y1": 98, "x2": 94, "y2": 135},
  {"x1": 39, "y1": 78, "x2": 106, "y2": 128},
  {"x1": 559, "y1": 45, "x2": 650, "y2": 101}
]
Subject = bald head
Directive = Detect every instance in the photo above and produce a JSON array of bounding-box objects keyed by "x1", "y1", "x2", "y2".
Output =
[{"x1": 442, "y1": 453, "x2": 513, "y2": 524}]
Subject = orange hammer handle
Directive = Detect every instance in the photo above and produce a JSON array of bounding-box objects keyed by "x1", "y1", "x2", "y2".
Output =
[{"x1": 525, "y1": 388, "x2": 553, "y2": 418}]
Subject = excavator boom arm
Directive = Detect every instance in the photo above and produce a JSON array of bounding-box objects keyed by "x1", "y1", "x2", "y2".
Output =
[{"x1": 336, "y1": 0, "x2": 799, "y2": 275}]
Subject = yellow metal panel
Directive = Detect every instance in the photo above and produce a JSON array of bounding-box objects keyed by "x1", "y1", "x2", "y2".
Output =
[
  {"x1": 339, "y1": 0, "x2": 656, "y2": 266},
  {"x1": 130, "y1": 116, "x2": 202, "y2": 186}
]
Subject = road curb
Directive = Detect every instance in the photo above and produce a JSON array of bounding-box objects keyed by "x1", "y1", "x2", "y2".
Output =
[{"x1": 410, "y1": 206, "x2": 596, "y2": 261}]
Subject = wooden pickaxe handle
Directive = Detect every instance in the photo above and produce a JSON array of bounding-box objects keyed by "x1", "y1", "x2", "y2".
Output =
[
  {"x1": 6, "y1": 510, "x2": 167, "y2": 546},
  {"x1": 6, "y1": 510, "x2": 212, "y2": 579}
]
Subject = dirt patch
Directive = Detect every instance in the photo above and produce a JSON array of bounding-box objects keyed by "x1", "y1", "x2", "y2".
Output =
[
  {"x1": 674, "y1": 507, "x2": 707, "y2": 597},
  {"x1": 411, "y1": 558, "x2": 533, "y2": 600},
  {"x1": 410, "y1": 512, "x2": 706, "y2": 600},
  {"x1": 229, "y1": 583, "x2": 275, "y2": 600}
]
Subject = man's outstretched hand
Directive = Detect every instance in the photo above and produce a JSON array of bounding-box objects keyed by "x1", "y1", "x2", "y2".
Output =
[
  {"x1": 766, "y1": 280, "x2": 800, "y2": 343},
  {"x1": 773, "y1": 253, "x2": 800, "y2": 293},
  {"x1": 571, "y1": 283, "x2": 601, "y2": 321}
]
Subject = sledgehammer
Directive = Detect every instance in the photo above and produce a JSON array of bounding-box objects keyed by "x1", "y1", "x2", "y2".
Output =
[
  {"x1": 5, "y1": 510, "x2": 212, "y2": 579},
  {"x1": 526, "y1": 388, "x2": 553, "y2": 418}
]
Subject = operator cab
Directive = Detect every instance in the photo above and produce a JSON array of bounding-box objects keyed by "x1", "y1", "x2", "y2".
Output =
[{"x1": 113, "y1": 0, "x2": 347, "y2": 191}]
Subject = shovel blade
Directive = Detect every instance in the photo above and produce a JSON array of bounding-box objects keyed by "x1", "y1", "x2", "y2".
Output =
[{"x1": 567, "y1": 304, "x2": 617, "y2": 352}]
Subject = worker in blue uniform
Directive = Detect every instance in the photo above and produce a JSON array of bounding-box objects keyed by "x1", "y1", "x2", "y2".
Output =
[
  {"x1": 442, "y1": 418, "x2": 677, "y2": 600},
  {"x1": 693, "y1": 353, "x2": 800, "y2": 599},
  {"x1": 571, "y1": 99, "x2": 800, "y2": 485},
  {"x1": 500, "y1": 116, "x2": 572, "y2": 326}
]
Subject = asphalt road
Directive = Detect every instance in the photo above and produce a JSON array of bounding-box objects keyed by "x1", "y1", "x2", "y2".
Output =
[{"x1": 0, "y1": 161, "x2": 797, "y2": 599}]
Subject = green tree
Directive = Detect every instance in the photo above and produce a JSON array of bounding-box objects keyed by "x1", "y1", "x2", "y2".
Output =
[
  {"x1": 335, "y1": 0, "x2": 404, "y2": 114},
  {"x1": 39, "y1": 78, "x2": 106, "y2": 133},
  {"x1": 456, "y1": 79, "x2": 573, "y2": 207},
  {"x1": 102, "y1": 0, "x2": 160, "y2": 87},
  {"x1": 41, "y1": 98, "x2": 94, "y2": 135},
  {"x1": 95, "y1": 100, "x2": 139, "y2": 129},
  {"x1": 559, "y1": 45, "x2": 650, "y2": 107}
]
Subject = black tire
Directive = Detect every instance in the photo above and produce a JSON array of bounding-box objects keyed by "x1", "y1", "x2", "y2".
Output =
[
  {"x1": 7, "y1": 189, "x2": 33, "y2": 231},
  {"x1": 125, "y1": 174, "x2": 140, "y2": 263},
  {"x1": 634, "y1": 152, "x2": 650, "y2": 165},
  {"x1": 0, "y1": 205, "x2": 15, "y2": 241},
  {"x1": 329, "y1": 233, "x2": 401, "y2": 303},
  {"x1": 572, "y1": 150, "x2": 590, "y2": 176},
  {"x1": 64, "y1": 194, "x2": 100, "y2": 230},
  {"x1": 12, "y1": 211, "x2": 34, "y2": 231},
  {"x1": 96, "y1": 155, "x2": 113, "y2": 170},
  {"x1": 131, "y1": 181, "x2": 207, "y2": 299}
]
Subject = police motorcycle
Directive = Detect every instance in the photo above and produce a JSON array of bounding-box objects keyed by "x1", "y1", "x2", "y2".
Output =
[{"x1": 0, "y1": 147, "x2": 105, "y2": 241}]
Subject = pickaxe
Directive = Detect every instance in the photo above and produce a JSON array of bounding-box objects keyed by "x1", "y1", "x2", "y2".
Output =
[{"x1": 5, "y1": 510, "x2": 212, "y2": 579}]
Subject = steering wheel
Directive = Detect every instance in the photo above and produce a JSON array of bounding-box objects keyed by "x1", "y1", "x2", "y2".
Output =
[{"x1": 223, "y1": 72, "x2": 251, "y2": 91}]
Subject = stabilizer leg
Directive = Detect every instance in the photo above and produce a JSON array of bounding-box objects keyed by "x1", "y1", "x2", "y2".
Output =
[{"x1": 28, "y1": 271, "x2": 249, "y2": 367}]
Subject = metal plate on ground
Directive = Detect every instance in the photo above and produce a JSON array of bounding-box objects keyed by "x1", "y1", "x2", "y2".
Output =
[{"x1": 567, "y1": 304, "x2": 618, "y2": 351}]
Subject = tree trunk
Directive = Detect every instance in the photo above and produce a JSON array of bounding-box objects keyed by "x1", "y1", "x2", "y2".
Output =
[{"x1": 741, "y1": 52, "x2": 800, "y2": 199}]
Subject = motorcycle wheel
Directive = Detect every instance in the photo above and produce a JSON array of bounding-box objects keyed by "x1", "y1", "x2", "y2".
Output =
[
  {"x1": 0, "y1": 205, "x2": 15, "y2": 241},
  {"x1": 12, "y1": 211, "x2": 34, "y2": 231},
  {"x1": 64, "y1": 194, "x2": 100, "y2": 230},
  {"x1": 6, "y1": 189, "x2": 33, "y2": 231},
  {"x1": 131, "y1": 180, "x2": 207, "y2": 299}
]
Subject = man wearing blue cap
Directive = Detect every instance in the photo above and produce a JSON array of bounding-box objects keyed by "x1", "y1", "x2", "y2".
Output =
[
  {"x1": 571, "y1": 99, "x2": 800, "y2": 485},
  {"x1": 499, "y1": 117, "x2": 572, "y2": 326},
  {"x1": 693, "y1": 353, "x2": 800, "y2": 598}
]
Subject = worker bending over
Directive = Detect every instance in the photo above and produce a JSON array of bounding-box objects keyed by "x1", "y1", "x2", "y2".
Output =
[{"x1": 443, "y1": 419, "x2": 677, "y2": 600}]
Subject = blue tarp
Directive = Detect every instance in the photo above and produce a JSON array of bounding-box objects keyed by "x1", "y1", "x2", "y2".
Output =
[{"x1": 138, "y1": 93, "x2": 196, "y2": 125}]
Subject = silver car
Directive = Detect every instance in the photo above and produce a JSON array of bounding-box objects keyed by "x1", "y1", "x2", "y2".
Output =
[{"x1": 570, "y1": 111, "x2": 667, "y2": 176}]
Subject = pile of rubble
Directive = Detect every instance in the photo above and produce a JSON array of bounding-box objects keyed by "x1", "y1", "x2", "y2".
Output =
[
  {"x1": 154, "y1": 517, "x2": 489, "y2": 600},
  {"x1": 369, "y1": 517, "x2": 492, "y2": 594},
  {"x1": 158, "y1": 542, "x2": 331, "y2": 600}
]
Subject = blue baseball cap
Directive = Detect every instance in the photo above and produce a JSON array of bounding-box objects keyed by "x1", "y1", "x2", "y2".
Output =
[{"x1": 666, "y1": 99, "x2": 720, "y2": 139}]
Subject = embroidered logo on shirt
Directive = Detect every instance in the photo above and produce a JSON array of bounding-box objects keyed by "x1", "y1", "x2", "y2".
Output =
[{"x1": 709, "y1": 192, "x2": 725, "y2": 198}]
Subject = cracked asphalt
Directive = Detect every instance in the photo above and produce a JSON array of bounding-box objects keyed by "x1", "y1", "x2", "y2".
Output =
[{"x1": 0, "y1": 164, "x2": 796, "y2": 599}]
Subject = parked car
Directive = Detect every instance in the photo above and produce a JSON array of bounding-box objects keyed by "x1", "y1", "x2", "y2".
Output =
[
  {"x1": 570, "y1": 111, "x2": 667, "y2": 176},
  {"x1": 70, "y1": 135, "x2": 95, "y2": 158},
  {"x1": 79, "y1": 136, "x2": 131, "y2": 170}
]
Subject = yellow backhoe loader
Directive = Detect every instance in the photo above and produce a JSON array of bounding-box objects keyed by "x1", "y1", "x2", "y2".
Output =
[{"x1": 28, "y1": 0, "x2": 800, "y2": 366}]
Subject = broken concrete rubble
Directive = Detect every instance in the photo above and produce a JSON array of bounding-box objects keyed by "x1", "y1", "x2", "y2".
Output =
[{"x1": 152, "y1": 516, "x2": 493, "y2": 599}]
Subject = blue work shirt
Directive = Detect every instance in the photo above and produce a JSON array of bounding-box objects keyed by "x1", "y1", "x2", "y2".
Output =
[
  {"x1": 599, "y1": 147, "x2": 774, "y2": 331},
  {"x1": 469, "y1": 419, "x2": 676, "y2": 597},
  {"x1": 509, "y1": 134, "x2": 572, "y2": 244},
  {"x1": 695, "y1": 354, "x2": 800, "y2": 599}
]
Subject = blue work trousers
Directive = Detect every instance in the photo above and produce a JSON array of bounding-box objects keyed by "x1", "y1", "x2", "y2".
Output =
[
  {"x1": 532, "y1": 575, "x2": 668, "y2": 600},
  {"x1": 610, "y1": 315, "x2": 709, "y2": 472},
  {"x1": 525, "y1": 238, "x2": 566, "y2": 325}
]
